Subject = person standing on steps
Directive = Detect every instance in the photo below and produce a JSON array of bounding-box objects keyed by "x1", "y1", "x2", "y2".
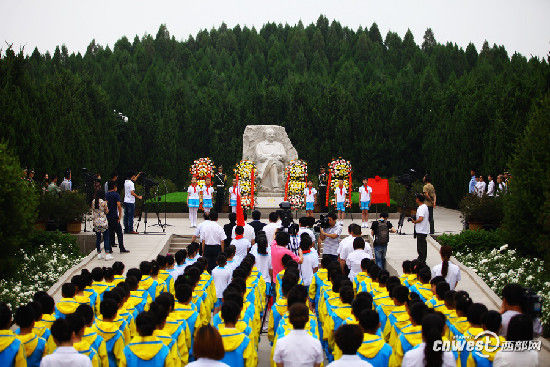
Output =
[
  {"x1": 214, "y1": 165, "x2": 226, "y2": 213},
  {"x1": 106, "y1": 181, "x2": 130, "y2": 254},
  {"x1": 123, "y1": 171, "x2": 142, "y2": 234},
  {"x1": 410, "y1": 194, "x2": 430, "y2": 263},
  {"x1": 422, "y1": 174, "x2": 436, "y2": 235}
]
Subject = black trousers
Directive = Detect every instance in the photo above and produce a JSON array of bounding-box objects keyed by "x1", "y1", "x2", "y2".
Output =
[
  {"x1": 215, "y1": 188, "x2": 225, "y2": 213},
  {"x1": 428, "y1": 206, "x2": 435, "y2": 234},
  {"x1": 416, "y1": 234, "x2": 427, "y2": 263},
  {"x1": 108, "y1": 217, "x2": 126, "y2": 252},
  {"x1": 319, "y1": 186, "x2": 327, "y2": 212},
  {"x1": 204, "y1": 245, "x2": 221, "y2": 273}
]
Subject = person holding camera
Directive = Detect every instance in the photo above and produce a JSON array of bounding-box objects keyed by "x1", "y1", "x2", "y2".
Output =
[
  {"x1": 409, "y1": 194, "x2": 430, "y2": 263},
  {"x1": 319, "y1": 212, "x2": 342, "y2": 263},
  {"x1": 123, "y1": 171, "x2": 142, "y2": 234}
]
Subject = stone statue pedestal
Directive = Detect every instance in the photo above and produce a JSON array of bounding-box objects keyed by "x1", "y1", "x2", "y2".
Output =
[{"x1": 255, "y1": 195, "x2": 286, "y2": 209}]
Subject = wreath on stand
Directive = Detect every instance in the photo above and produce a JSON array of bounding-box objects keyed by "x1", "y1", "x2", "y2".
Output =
[
  {"x1": 326, "y1": 158, "x2": 353, "y2": 208},
  {"x1": 284, "y1": 159, "x2": 308, "y2": 209},
  {"x1": 189, "y1": 157, "x2": 216, "y2": 210},
  {"x1": 234, "y1": 160, "x2": 256, "y2": 209}
]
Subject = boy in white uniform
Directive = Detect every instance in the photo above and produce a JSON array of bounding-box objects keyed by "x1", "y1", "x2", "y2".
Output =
[
  {"x1": 299, "y1": 234, "x2": 318, "y2": 286},
  {"x1": 346, "y1": 237, "x2": 371, "y2": 281},
  {"x1": 201, "y1": 177, "x2": 214, "y2": 215},
  {"x1": 303, "y1": 181, "x2": 317, "y2": 217},
  {"x1": 187, "y1": 176, "x2": 200, "y2": 227},
  {"x1": 335, "y1": 180, "x2": 347, "y2": 225},
  {"x1": 211, "y1": 253, "x2": 231, "y2": 309},
  {"x1": 228, "y1": 179, "x2": 240, "y2": 213},
  {"x1": 231, "y1": 226, "x2": 251, "y2": 265},
  {"x1": 358, "y1": 178, "x2": 373, "y2": 228}
]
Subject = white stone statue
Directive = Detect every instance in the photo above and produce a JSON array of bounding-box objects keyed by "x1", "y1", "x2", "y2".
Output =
[{"x1": 243, "y1": 125, "x2": 298, "y2": 194}]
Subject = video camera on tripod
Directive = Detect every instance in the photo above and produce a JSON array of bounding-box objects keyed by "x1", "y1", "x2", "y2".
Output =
[{"x1": 396, "y1": 168, "x2": 418, "y2": 234}]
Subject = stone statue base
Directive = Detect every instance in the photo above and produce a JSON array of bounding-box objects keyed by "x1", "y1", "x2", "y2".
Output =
[{"x1": 255, "y1": 195, "x2": 286, "y2": 209}]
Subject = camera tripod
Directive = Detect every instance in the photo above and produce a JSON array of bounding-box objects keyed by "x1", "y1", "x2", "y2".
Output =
[
  {"x1": 136, "y1": 184, "x2": 165, "y2": 235},
  {"x1": 397, "y1": 184, "x2": 414, "y2": 235}
]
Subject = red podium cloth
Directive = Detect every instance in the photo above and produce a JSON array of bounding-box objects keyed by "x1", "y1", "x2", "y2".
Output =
[{"x1": 367, "y1": 176, "x2": 391, "y2": 207}]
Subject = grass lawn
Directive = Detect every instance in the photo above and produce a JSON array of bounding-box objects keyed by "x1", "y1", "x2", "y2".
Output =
[{"x1": 148, "y1": 191, "x2": 188, "y2": 203}]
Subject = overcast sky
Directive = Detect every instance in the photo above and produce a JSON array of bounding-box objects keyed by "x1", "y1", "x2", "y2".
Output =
[{"x1": 1, "y1": 0, "x2": 549, "y2": 59}]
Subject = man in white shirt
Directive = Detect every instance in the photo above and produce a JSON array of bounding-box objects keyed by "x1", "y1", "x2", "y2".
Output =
[
  {"x1": 346, "y1": 237, "x2": 372, "y2": 281},
  {"x1": 475, "y1": 176, "x2": 487, "y2": 197},
  {"x1": 298, "y1": 217, "x2": 316, "y2": 244},
  {"x1": 231, "y1": 211, "x2": 255, "y2": 245},
  {"x1": 487, "y1": 174, "x2": 496, "y2": 196},
  {"x1": 337, "y1": 223, "x2": 362, "y2": 273},
  {"x1": 40, "y1": 318, "x2": 93, "y2": 367},
  {"x1": 191, "y1": 212, "x2": 210, "y2": 243},
  {"x1": 232, "y1": 226, "x2": 251, "y2": 264},
  {"x1": 410, "y1": 194, "x2": 430, "y2": 263},
  {"x1": 199, "y1": 211, "x2": 225, "y2": 272},
  {"x1": 358, "y1": 178, "x2": 373, "y2": 228},
  {"x1": 320, "y1": 212, "x2": 342, "y2": 263},
  {"x1": 263, "y1": 212, "x2": 280, "y2": 245},
  {"x1": 273, "y1": 303, "x2": 324, "y2": 367},
  {"x1": 211, "y1": 255, "x2": 232, "y2": 301},
  {"x1": 303, "y1": 181, "x2": 317, "y2": 217},
  {"x1": 123, "y1": 171, "x2": 142, "y2": 234}
]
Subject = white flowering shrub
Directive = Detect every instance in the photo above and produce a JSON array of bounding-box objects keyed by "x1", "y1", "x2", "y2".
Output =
[
  {"x1": 455, "y1": 244, "x2": 550, "y2": 330},
  {"x1": 0, "y1": 242, "x2": 84, "y2": 310}
]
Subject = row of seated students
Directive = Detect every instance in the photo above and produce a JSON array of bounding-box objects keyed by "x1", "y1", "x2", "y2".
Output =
[{"x1": 0, "y1": 245, "x2": 269, "y2": 367}]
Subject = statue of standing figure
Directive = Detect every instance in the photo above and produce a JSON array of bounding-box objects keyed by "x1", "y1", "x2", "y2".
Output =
[{"x1": 242, "y1": 125, "x2": 298, "y2": 194}]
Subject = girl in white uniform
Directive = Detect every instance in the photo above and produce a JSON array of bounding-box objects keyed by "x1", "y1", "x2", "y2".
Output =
[
  {"x1": 358, "y1": 178, "x2": 373, "y2": 228},
  {"x1": 303, "y1": 181, "x2": 317, "y2": 217},
  {"x1": 201, "y1": 177, "x2": 214, "y2": 215},
  {"x1": 228, "y1": 179, "x2": 240, "y2": 213},
  {"x1": 335, "y1": 180, "x2": 347, "y2": 225},
  {"x1": 187, "y1": 176, "x2": 200, "y2": 227}
]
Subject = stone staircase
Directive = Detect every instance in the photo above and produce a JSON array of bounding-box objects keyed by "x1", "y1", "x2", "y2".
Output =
[{"x1": 166, "y1": 234, "x2": 194, "y2": 255}]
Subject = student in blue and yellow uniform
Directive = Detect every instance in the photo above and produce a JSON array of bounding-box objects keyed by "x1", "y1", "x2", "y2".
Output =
[
  {"x1": 122, "y1": 311, "x2": 175, "y2": 367},
  {"x1": 409, "y1": 267, "x2": 434, "y2": 303},
  {"x1": 0, "y1": 302, "x2": 27, "y2": 366},
  {"x1": 328, "y1": 324, "x2": 372, "y2": 367},
  {"x1": 216, "y1": 301, "x2": 255, "y2": 367},
  {"x1": 72, "y1": 275, "x2": 95, "y2": 309},
  {"x1": 66, "y1": 313, "x2": 101, "y2": 367},
  {"x1": 112, "y1": 262, "x2": 126, "y2": 286},
  {"x1": 268, "y1": 274, "x2": 297, "y2": 343},
  {"x1": 34, "y1": 294, "x2": 57, "y2": 352},
  {"x1": 14, "y1": 304, "x2": 48, "y2": 367},
  {"x1": 389, "y1": 301, "x2": 426, "y2": 367},
  {"x1": 467, "y1": 310, "x2": 505, "y2": 367},
  {"x1": 76, "y1": 304, "x2": 109, "y2": 367},
  {"x1": 139, "y1": 261, "x2": 159, "y2": 302},
  {"x1": 172, "y1": 284, "x2": 200, "y2": 355},
  {"x1": 55, "y1": 283, "x2": 81, "y2": 319},
  {"x1": 309, "y1": 255, "x2": 334, "y2": 307},
  {"x1": 357, "y1": 309, "x2": 392, "y2": 366},
  {"x1": 92, "y1": 298, "x2": 125, "y2": 367},
  {"x1": 91, "y1": 267, "x2": 111, "y2": 303}
]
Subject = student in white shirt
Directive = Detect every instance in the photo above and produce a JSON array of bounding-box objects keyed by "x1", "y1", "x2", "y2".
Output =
[
  {"x1": 298, "y1": 217, "x2": 316, "y2": 243},
  {"x1": 251, "y1": 236, "x2": 273, "y2": 287},
  {"x1": 358, "y1": 178, "x2": 373, "y2": 228},
  {"x1": 346, "y1": 237, "x2": 371, "y2": 281},
  {"x1": 431, "y1": 245, "x2": 461, "y2": 290},
  {"x1": 411, "y1": 194, "x2": 430, "y2": 263},
  {"x1": 273, "y1": 303, "x2": 324, "y2": 367},
  {"x1": 231, "y1": 226, "x2": 251, "y2": 264},
  {"x1": 303, "y1": 181, "x2": 317, "y2": 217},
  {"x1": 231, "y1": 211, "x2": 256, "y2": 245},
  {"x1": 335, "y1": 180, "x2": 348, "y2": 225},
  {"x1": 186, "y1": 324, "x2": 230, "y2": 367},
  {"x1": 299, "y1": 234, "x2": 318, "y2": 286},
  {"x1": 402, "y1": 313, "x2": 456, "y2": 367},
  {"x1": 187, "y1": 176, "x2": 201, "y2": 228},
  {"x1": 185, "y1": 242, "x2": 200, "y2": 266},
  {"x1": 228, "y1": 179, "x2": 240, "y2": 213},
  {"x1": 263, "y1": 212, "x2": 280, "y2": 245},
  {"x1": 338, "y1": 223, "x2": 362, "y2": 273},
  {"x1": 327, "y1": 324, "x2": 373, "y2": 367},
  {"x1": 211, "y1": 253, "x2": 232, "y2": 309},
  {"x1": 201, "y1": 177, "x2": 214, "y2": 215},
  {"x1": 40, "y1": 318, "x2": 92, "y2": 367},
  {"x1": 494, "y1": 314, "x2": 539, "y2": 367}
]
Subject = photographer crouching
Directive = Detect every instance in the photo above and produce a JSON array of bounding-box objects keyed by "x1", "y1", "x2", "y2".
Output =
[
  {"x1": 408, "y1": 193, "x2": 430, "y2": 263},
  {"x1": 319, "y1": 212, "x2": 342, "y2": 263}
]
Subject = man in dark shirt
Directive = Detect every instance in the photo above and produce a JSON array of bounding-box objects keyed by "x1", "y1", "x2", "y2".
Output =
[
  {"x1": 106, "y1": 181, "x2": 130, "y2": 253},
  {"x1": 214, "y1": 166, "x2": 227, "y2": 213},
  {"x1": 248, "y1": 210, "x2": 266, "y2": 235},
  {"x1": 223, "y1": 212, "x2": 237, "y2": 247},
  {"x1": 370, "y1": 212, "x2": 396, "y2": 270},
  {"x1": 318, "y1": 167, "x2": 328, "y2": 212}
]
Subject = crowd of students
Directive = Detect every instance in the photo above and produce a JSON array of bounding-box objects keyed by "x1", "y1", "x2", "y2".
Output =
[{"x1": 0, "y1": 227, "x2": 541, "y2": 366}]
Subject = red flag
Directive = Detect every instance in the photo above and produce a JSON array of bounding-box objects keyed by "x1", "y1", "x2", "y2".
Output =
[{"x1": 236, "y1": 191, "x2": 245, "y2": 226}]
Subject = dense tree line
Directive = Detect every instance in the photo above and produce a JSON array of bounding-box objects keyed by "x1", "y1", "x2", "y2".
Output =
[{"x1": 1, "y1": 16, "x2": 549, "y2": 206}]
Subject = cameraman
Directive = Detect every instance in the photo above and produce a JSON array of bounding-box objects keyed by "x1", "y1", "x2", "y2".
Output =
[
  {"x1": 319, "y1": 212, "x2": 342, "y2": 262},
  {"x1": 409, "y1": 193, "x2": 429, "y2": 263},
  {"x1": 499, "y1": 283, "x2": 542, "y2": 337},
  {"x1": 123, "y1": 171, "x2": 142, "y2": 234}
]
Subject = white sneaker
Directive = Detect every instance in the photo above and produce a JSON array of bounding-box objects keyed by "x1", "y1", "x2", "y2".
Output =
[
  {"x1": 97, "y1": 252, "x2": 103, "y2": 259},
  {"x1": 105, "y1": 254, "x2": 114, "y2": 261}
]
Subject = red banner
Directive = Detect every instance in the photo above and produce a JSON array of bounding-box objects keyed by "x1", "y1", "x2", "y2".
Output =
[
  {"x1": 348, "y1": 171, "x2": 353, "y2": 206},
  {"x1": 250, "y1": 168, "x2": 255, "y2": 209},
  {"x1": 284, "y1": 171, "x2": 290, "y2": 201},
  {"x1": 325, "y1": 170, "x2": 332, "y2": 207}
]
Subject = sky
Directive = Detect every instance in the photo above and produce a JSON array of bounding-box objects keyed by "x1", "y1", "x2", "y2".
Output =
[{"x1": 1, "y1": 0, "x2": 549, "y2": 59}]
